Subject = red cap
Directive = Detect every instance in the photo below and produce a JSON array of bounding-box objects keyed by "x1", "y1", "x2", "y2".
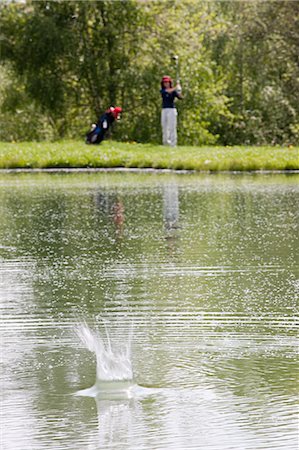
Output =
[
  {"x1": 109, "y1": 106, "x2": 122, "y2": 119},
  {"x1": 161, "y1": 76, "x2": 173, "y2": 87}
]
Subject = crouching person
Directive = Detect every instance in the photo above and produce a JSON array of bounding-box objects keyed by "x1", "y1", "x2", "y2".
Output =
[{"x1": 86, "y1": 106, "x2": 122, "y2": 144}]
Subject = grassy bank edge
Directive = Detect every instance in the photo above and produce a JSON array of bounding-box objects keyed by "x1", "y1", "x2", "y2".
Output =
[{"x1": 0, "y1": 140, "x2": 298, "y2": 171}]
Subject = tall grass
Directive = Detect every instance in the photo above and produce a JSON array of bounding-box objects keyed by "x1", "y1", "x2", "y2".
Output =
[{"x1": 0, "y1": 140, "x2": 298, "y2": 171}]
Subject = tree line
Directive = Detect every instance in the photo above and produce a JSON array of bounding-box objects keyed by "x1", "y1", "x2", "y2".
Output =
[{"x1": 0, "y1": 0, "x2": 298, "y2": 145}]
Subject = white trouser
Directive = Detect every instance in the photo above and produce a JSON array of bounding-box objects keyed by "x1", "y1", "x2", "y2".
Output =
[{"x1": 161, "y1": 108, "x2": 177, "y2": 147}]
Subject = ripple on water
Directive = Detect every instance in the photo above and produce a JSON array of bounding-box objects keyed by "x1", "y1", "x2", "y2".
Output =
[{"x1": 1, "y1": 173, "x2": 298, "y2": 450}]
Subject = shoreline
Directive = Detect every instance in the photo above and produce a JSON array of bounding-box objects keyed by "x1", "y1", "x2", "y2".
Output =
[{"x1": 1, "y1": 167, "x2": 298, "y2": 175}]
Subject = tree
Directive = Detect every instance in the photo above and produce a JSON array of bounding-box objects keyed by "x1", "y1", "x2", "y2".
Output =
[
  {"x1": 1, "y1": 0, "x2": 297, "y2": 144},
  {"x1": 211, "y1": 0, "x2": 299, "y2": 144}
]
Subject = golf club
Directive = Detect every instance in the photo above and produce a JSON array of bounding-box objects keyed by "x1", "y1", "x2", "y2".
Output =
[
  {"x1": 171, "y1": 55, "x2": 179, "y2": 83},
  {"x1": 171, "y1": 55, "x2": 181, "y2": 93}
]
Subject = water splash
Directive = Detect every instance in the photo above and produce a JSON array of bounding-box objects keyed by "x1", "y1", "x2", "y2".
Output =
[{"x1": 75, "y1": 321, "x2": 134, "y2": 397}]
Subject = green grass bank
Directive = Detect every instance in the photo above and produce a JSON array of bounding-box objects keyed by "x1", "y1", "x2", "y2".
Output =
[{"x1": 0, "y1": 140, "x2": 298, "y2": 171}]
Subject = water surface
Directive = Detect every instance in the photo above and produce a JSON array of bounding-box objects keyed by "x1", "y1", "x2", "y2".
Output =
[{"x1": 1, "y1": 172, "x2": 298, "y2": 449}]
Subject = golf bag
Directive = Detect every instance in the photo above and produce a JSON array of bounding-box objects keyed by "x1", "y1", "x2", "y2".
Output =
[{"x1": 86, "y1": 115, "x2": 111, "y2": 144}]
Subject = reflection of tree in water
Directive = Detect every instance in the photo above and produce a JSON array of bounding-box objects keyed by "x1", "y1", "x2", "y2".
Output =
[{"x1": 2, "y1": 190, "x2": 68, "y2": 259}]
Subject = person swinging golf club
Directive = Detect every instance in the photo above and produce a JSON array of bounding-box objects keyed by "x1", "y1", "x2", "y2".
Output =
[{"x1": 160, "y1": 58, "x2": 183, "y2": 146}]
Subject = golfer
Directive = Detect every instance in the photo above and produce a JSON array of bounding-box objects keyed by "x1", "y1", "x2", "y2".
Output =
[
  {"x1": 86, "y1": 106, "x2": 122, "y2": 144},
  {"x1": 160, "y1": 75, "x2": 182, "y2": 147}
]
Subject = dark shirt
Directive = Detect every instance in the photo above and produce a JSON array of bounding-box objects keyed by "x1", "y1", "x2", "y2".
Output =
[
  {"x1": 97, "y1": 112, "x2": 115, "y2": 129},
  {"x1": 160, "y1": 88, "x2": 180, "y2": 108}
]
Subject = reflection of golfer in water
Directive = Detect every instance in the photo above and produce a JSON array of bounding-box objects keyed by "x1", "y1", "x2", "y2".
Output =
[
  {"x1": 163, "y1": 183, "x2": 179, "y2": 232},
  {"x1": 93, "y1": 191, "x2": 124, "y2": 238},
  {"x1": 160, "y1": 76, "x2": 182, "y2": 147},
  {"x1": 112, "y1": 197, "x2": 125, "y2": 238}
]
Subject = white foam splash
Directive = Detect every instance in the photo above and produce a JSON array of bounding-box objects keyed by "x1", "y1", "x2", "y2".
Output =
[{"x1": 76, "y1": 321, "x2": 133, "y2": 383}]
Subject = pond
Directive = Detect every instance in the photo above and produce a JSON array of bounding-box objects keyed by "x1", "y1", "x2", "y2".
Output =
[{"x1": 1, "y1": 171, "x2": 298, "y2": 450}]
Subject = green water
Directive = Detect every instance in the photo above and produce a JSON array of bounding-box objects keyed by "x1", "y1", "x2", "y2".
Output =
[{"x1": 1, "y1": 171, "x2": 298, "y2": 450}]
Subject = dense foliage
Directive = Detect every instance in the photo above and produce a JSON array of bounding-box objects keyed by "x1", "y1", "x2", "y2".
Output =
[{"x1": 0, "y1": 0, "x2": 298, "y2": 145}]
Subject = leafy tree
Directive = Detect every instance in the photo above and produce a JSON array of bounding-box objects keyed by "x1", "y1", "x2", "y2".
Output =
[
  {"x1": 211, "y1": 0, "x2": 299, "y2": 144},
  {"x1": 0, "y1": 0, "x2": 297, "y2": 145}
]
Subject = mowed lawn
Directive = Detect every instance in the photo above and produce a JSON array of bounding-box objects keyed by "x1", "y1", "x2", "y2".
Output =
[{"x1": 0, "y1": 140, "x2": 298, "y2": 171}]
